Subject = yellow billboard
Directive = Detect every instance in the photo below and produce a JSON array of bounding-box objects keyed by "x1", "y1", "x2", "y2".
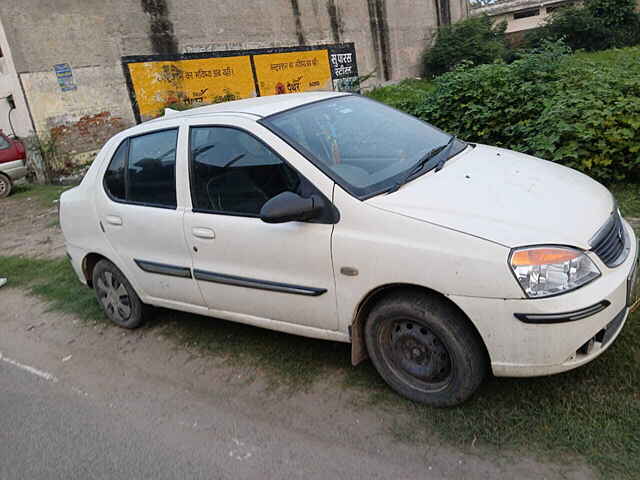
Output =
[
  {"x1": 126, "y1": 56, "x2": 256, "y2": 120},
  {"x1": 253, "y1": 49, "x2": 332, "y2": 96}
]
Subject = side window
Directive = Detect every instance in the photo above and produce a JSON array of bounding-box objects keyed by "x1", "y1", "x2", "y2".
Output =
[
  {"x1": 103, "y1": 129, "x2": 178, "y2": 208},
  {"x1": 128, "y1": 129, "x2": 178, "y2": 207},
  {"x1": 190, "y1": 127, "x2": 300, "y2": 216},
  {"x1": 0, "y1": 135, "x2": 10, "y2": 150},
  {"x1": 104, "y1": 140, "x2": 127, "y2": 200}
]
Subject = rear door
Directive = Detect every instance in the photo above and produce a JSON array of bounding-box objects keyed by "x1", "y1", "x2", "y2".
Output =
[
  {"x1": 0, "y1": 133, "x2": 16, "y2": 165},
  {"x1": 94, "y1": 125, "x2": 204, "y2": 307}
]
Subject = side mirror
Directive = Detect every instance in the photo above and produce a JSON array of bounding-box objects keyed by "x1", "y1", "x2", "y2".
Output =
[{"x1": 260, "y1": 191, "x2": 323, "y2": 224}]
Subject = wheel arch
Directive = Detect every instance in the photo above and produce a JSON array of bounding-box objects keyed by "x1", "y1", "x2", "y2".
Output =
[
  {"x1": 350, "y1": 283, "x2": 490, "y2": 368},
  {"x1": 82, "y1": 252, "x2": 108, "y2": 288}
]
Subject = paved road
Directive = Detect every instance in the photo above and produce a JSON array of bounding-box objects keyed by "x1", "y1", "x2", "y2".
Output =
[
  {"x1": 0, "y1": 352, "x2": 448, "y2": 480},
  {"x1": 2, "y1": 365, "x2": 221, "y2": 480},
  {"x1": 0, "y1": 289, "x2": 595, "y2": 480}
]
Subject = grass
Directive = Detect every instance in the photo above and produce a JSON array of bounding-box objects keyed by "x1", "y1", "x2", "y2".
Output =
[
  {"x1": 0, "y1": 255, "x2": 349, "y2": 390},
  {"x1": 11, "y1": 183, "x2": 74, "y2": 208},
  {"x1": 571, "y1": 46, "x2": 640, "y2": 67},
  {"x1": 366, "y1": 78, "x2": 434, "y2": 107},
  {"x1": 1, "y1": 186, "x2": 639, "y2": 478}
]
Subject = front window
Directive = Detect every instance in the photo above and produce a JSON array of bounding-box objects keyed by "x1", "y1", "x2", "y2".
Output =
[
  {"x1": 189, "y1": 126, "x2": 301, "y2": 216},
  {"x1": 261, "y1": 95, "x2": 464, "y2": 198}
]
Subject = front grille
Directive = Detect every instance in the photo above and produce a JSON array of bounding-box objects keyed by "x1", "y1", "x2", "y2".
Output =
[{"x1": 591, "y1": 211, "x2": 626, "y2": 267}]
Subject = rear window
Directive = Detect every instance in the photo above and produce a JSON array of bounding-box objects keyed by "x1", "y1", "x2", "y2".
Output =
[{"x1": 103, "y1": 129, "x2": 178, "y2": 208}]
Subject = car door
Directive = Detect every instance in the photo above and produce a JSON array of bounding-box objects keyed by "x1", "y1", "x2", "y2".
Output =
[
  {"x1": 0, "y1": 133, "x2": 16, "y2": 165},
  {"x1": 94, "y1": 125, "x2": 205, "y2": 307},
  {"x1": 183, "y1": 118, "x2": 338, "y2": 330}
]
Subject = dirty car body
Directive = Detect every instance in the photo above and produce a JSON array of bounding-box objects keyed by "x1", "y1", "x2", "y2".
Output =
[{"x1": 60, "y1": 92, "x2": 639, "y2": 406}]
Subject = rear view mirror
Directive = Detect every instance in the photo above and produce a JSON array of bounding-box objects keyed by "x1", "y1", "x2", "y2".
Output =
[{"x1": 260, "y1": 191, "x2": 323, "y2": 223}]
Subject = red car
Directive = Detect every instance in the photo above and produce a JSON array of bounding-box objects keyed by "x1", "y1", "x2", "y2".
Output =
[{"x1": 0, "y1": 130, "x2": 27, "y2": 198}]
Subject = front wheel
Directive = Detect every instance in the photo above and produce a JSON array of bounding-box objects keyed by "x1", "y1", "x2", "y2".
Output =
[
  {"x1": 92, "y1": 259, "x2": 148, "y2": 328},
  {"x1": 364, "y1": 291, "x2": 487, "y2": 407}
]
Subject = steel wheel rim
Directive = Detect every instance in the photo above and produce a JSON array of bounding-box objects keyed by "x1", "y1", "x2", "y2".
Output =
[
  {"x1": 0, "y1": 178, "x2": 7, "y2": 195},
  {"x1": 96, "y1": 271, "x2": 132, "y2": 323},
  {"x1": 379, "y1": 318, "x2": 454, "y2": 393}
]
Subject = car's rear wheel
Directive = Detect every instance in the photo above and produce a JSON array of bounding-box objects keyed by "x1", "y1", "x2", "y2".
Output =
[
  {"x1": 92, "y1": 259, "x2": 147, "y2": 328},
  {"x1": 364, "y1": 291, "x2": 487, "y2": 407},
  {"x1": 0, "y1": 174, "x2": 12, "y2": 198}
]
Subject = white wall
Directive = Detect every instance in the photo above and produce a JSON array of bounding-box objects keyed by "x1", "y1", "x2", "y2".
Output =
[{"x1": 0, "y1": 17, "x2": 34, "y2": 138}]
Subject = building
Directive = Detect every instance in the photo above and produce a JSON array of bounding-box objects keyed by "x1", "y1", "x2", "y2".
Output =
[
  {"x1": 0, "y1": 0, "x2": 467, "y2": 162},
  {"x1": 471, "y1": 0, "x2": 575, "y2": 43}
]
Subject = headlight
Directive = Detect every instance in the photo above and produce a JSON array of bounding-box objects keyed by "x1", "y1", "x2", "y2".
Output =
[{"x1": 509, "y1": 247, "x2": 600, "y2": 298}]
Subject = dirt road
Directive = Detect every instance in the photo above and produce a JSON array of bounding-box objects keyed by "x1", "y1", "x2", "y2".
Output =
[
  {"x1": 0, "y1": 187, "x2": 64, "y2": 259},
  {"x1": 0, "y1": 288, "x2": 595, "y2": 479}
]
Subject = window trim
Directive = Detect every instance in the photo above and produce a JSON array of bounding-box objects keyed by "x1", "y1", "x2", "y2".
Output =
[
  {"x1": 187, "y1": 124, "x2": 338, "y2": 223},
  {"x1": 102, "y1": 127, "x2": 179, "y2": 210},
  {"x1": 259, "y1": 94, "x2": 465, "y2": 201}
]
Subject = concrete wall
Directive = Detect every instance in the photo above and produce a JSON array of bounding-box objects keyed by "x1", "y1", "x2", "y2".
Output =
[{"x1": 0, "y1": 0, "x2": 467, "y2": 154}]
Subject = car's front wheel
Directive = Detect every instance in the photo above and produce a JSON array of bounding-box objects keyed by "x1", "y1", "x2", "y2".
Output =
[
  {"x1": 0, "y1": 174, "x2": 12, "y2": 198},
  {"x1": 92, "y1": 259, "x2": 148, "y2": 328},
  {"x1": 364, "y1": 291, "x2": 487, "y2": 407}
]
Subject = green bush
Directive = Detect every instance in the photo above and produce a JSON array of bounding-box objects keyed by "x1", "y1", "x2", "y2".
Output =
[
  {"x1": 377, "y1": 43, "x2": 640, "y2": 183},
  {"x1": 525, "y1": 0, "x2": 640, "y2": 51},
  {"x1": 423, "y1": 16, "x2": 509, "y2": 78}
]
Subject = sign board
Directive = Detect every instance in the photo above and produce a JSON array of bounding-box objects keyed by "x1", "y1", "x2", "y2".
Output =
[
  {"x1": 122, "y1": 43, "x2": 359, "y2": 122},
  {"x1": 54, "y1": 63, "x2": 77, "y2": 92},
  {"x1": 126, "y1": 56, "x2": 256, "y2": 120},
  {"x1": 253, "y1": 49, "x2": 332, "y2": 96}
]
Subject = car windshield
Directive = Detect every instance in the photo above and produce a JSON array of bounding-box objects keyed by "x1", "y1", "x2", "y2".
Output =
[{"x1": 261, "y1": 95, "x2": 464, "y2": 198}]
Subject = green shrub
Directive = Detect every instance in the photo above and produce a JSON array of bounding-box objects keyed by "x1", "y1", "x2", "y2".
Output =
[
  {"x1": 525, "y1": 0, "x2": 640, "y2": 51},
  {"x1": 382, "y1": 43, "x2": 640, "y2": 183},
  {"x1": 366, "y1": 79, "x2": 433, "y2": 113},
  {"x1": 587, "y1": 0, "x2": 637, "y2": 27},
  {"x1": 423, "y1": 16, "x2": 509, "y2": 78}
]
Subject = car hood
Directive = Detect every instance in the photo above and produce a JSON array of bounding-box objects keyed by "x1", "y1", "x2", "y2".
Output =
[{"x1": 366, "y1": 144, "x2": 614, "y2": 248}]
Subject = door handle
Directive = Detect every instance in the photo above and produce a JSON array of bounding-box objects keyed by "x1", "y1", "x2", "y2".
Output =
[
  {"x1": 192, "y1": 227, "x2": 215, "y2": 239},
  {"x1": 106, "y1": 215, "x2": 123, "y2": 226}
]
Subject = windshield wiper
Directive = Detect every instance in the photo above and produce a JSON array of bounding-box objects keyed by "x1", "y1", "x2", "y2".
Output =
[
  {"x1": 386, "y1": 136, "x2": 456, "y2": 194},
  {"x1": 434, "y1": 135, "x2": 457, "y2": 172}
]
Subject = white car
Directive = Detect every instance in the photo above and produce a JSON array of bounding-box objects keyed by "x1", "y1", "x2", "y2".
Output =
[{"x1": 60, "y1": 92, "x2": 639, "y2": 406}]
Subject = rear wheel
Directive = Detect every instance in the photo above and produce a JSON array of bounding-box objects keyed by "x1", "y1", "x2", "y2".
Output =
[
  {"x1": 92, "y1": 259, "x2": 147, "y2": 328},
  {"x1": 0, "y1": 174, "x2": 12, "y2": 198},
  {"x1": 364, "y1": 291, "x2": 487, "y2": 407}
]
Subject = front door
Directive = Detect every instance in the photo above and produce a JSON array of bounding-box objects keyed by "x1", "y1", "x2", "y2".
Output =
[{"x1": 183, "y1": 123, "x2": 338, "y2": 330}]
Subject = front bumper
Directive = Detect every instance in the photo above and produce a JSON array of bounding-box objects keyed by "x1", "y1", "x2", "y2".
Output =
[
  {"x1": 452, "y1": 219, "x2": 638, "y2": 377},
  {"x1": 66, "y1": 243, "x2": 89, "y2": 286}
]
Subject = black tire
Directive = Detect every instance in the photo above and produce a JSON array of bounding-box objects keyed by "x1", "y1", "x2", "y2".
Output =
[
  {"x1": 92, "y1": 259, "x2": 148, "y2": 328},
  {"x1": 364, "y1": 291, "x2": 487, "y2": 407},
  {"x1": 0, "y1": 174, "x2": 12, "y2": 198}
]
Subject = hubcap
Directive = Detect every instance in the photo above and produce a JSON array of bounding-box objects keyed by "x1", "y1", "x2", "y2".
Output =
[
  {"x1": 382, "y1": 319, "x2": 452, "y2": 389},
  {"x1": 96, "y1": 271, "x2": 131, "y2": 323},
  {"x1": 0, "y1": 179, "x2": 7, "y2": 195}
]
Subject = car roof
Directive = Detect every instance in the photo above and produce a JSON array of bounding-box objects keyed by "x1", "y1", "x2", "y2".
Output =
[{"x1": 149, "y1": 91, "x2": 350, "y2": 123}]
